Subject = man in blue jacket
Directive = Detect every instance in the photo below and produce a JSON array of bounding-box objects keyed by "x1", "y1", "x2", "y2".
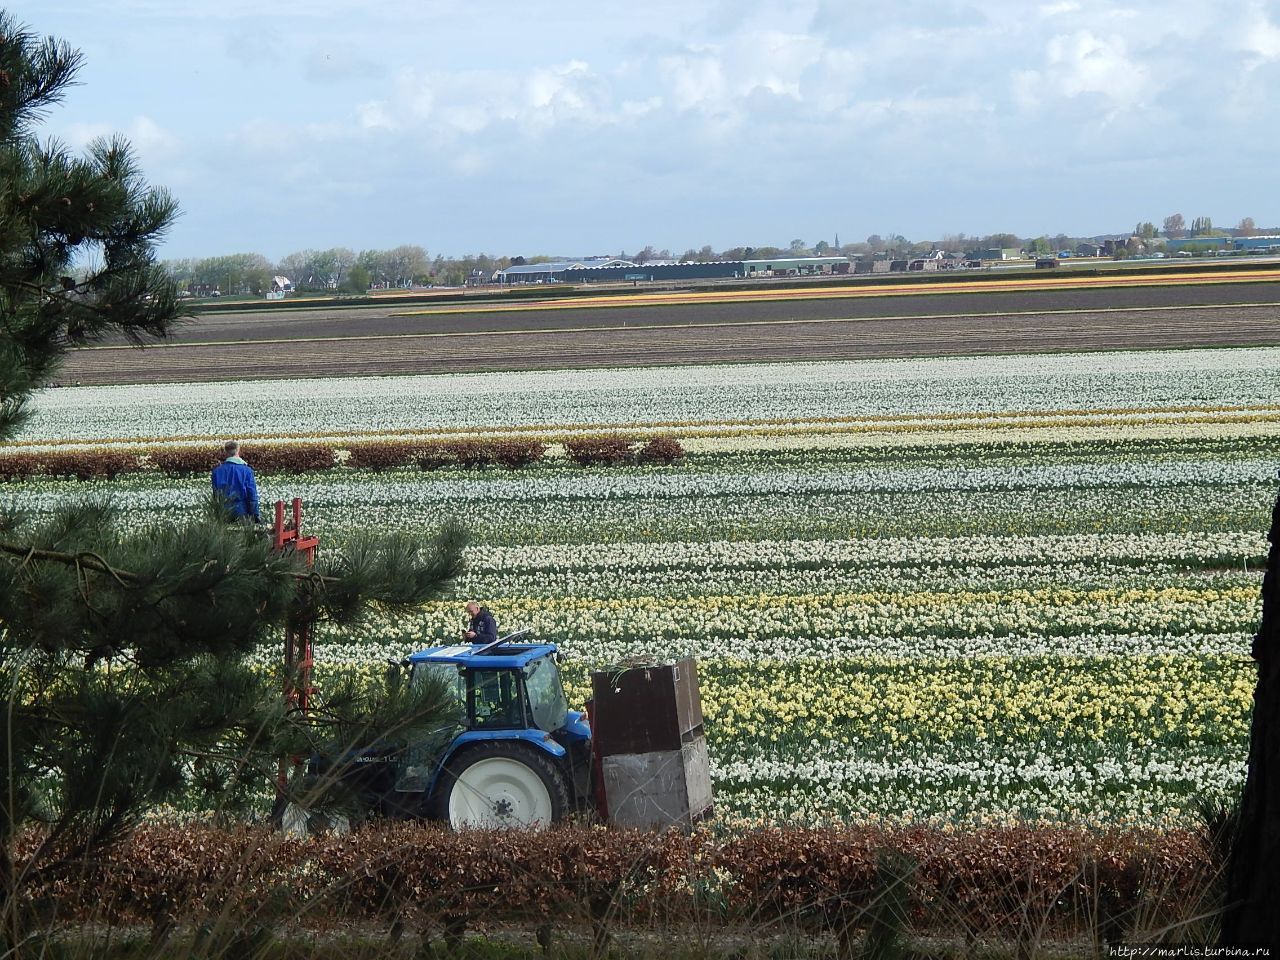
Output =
[
  {"x1": 211, "y1": 440, "x2": 261, "y2": 522},
  {"x1": 464, "y1": 601, "x2": 498, "y2": 645}
]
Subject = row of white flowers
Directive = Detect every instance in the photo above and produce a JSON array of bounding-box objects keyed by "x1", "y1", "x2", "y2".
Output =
[
  {"x1": 468, "y1": 532, "x2": 1264, "y2": 575},
  {"x1": 456, "y1": 566, "x2": 1254, "y2": 604},
  {"x1": 2, "y1": 471, "x2": 1266, "y2": 554},
  {"x1": 303, "y1": 630, "x2": 1252, "y2": 668},
  {"x1": 22, "y1": 346, "x2": 1280, "y2": 442},
  {"x1": 2, "y1": 460, "x2": 1268, "y2": 518},
  {"x1": 711, "y1": 740, "x2": 1244, "y2": 825}
]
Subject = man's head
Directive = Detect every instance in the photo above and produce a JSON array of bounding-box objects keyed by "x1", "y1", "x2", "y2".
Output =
[
  {"x1": 465, "y1": 601, "x2": 480, "y2": 617},
  {"x1": 222, "y1": 440, "x2": 240, "y2": 459}
]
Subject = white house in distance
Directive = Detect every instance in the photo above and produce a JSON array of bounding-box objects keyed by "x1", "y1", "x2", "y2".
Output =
[{"x1": 267, "y1": 276, "x2": 294, "y2": 300}]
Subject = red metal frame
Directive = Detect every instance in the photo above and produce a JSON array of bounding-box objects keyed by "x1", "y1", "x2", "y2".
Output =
[{"x1": 271, "y1": 498, "x2": 320, "y2": 792}]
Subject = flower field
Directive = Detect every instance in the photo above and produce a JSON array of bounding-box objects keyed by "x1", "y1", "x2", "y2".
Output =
[{"x1": 9, "y1": 347, "x2": 1279, "y2": 827}]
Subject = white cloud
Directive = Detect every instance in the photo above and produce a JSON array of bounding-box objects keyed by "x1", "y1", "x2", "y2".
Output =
[
  {"x1": 1239, "y1": 1, "x2": 1280, "y2": 61},
  {"x1": 357, "y1": 101, "x2": 396, "y2": 131},
  {"x1": 1014, "y1": 28, "x2": 1153, "y2": 119},
  {"x1": 63, "y1": 116, "x2": 183, "y2": 160},
  {"x1": 659, "y1": 49, "x2": 729, "y2": 113},
  {"x1": 62, "y1": 121, "x2": 112, "y2": 150},
  {"x1": 40, "y1": 0, "x2": 1280, "y2": 256},
  {"x1": 129, "y1": 116, "x2": 182, "y2": 157}
]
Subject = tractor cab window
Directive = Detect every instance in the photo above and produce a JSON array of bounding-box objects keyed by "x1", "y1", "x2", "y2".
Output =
[
  {"x1": 469, "y1": 669, "x2": 526, "y2": 730},
  {"x1": 524, "y1": 656, "x2": 568, "y2": 732},
  {"x1": 411, "y1": 662, "x2": 467, "y2": 720}
]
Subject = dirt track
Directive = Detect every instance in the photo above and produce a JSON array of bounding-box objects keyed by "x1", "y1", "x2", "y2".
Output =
[{"x1": 60, "y1": 282, "x2": 1280, "y2": 384}]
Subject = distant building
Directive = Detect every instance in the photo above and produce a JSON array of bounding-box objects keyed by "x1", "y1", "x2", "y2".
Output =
[
  {"x1": 1075, "y1": 243, "x2": 1104, "y2": 258},
  {"x1": 495, "y1": 255, "x2": 849, "y2": 284},
  {"x1": 266, "y1": 276, "x2": 293, "y2": 300},
  {"x1": 968, "y1": 248, "x2": 1023, "y2": 261},
  {"x1": 1230, "y1": 235, "x2": 1280, "y2": 250},
  {"x1": 495, "y1": 257, "x2": 630, "y2": 284},
  {"x1": 1165, "y1": 235, "x2": 1280, "y2": 252}
]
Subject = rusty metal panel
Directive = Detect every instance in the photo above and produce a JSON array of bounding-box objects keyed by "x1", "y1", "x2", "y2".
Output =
[
  {"x1": 601, "y1": 735, "x2": 714, "y2": 829},
  {"x1": 590, "y1": 657, "x2": 704, "y2": 757}
]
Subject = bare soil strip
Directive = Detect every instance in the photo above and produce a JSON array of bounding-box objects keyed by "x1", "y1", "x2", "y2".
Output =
[
  {"x1": 104, "y1": 281, "x2": 1280, "y2": 348},
  {"x1": 59, "y1": 302, "x2": 1280, "y2": 385},
  {"x1": 391, "y1": 266, "x2": 1280, "y2": 315}
]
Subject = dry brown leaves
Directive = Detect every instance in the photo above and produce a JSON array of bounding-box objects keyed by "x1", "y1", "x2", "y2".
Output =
[{"x1": 17, "y1": 822, "x2": 1213, "y2": 936}]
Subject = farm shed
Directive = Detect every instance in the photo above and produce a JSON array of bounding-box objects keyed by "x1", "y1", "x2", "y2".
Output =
[
  {"x1": 496, "y1": 258, "x2": 632, "y2": 284},
  {"x1": 558, "y1": 256, "x2": 849, "y2": 284}
]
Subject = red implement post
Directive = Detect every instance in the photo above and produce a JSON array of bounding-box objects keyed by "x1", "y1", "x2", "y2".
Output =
[{"x1": 272, "y1": 498, "x2": 320, "y2": 793}]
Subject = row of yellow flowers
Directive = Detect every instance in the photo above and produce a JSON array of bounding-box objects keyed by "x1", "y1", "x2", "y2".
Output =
[
  {"x1": 312, "y1": 652, "x2": 1252, "y2": 751},
  {"x1": 328, "y1": 586, "x2": 1259, "y2": 653}
]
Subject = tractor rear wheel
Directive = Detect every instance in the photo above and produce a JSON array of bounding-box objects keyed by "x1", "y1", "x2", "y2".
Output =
[{"x1": 430, "y1": 741, "x2": 570, "y2": 830}]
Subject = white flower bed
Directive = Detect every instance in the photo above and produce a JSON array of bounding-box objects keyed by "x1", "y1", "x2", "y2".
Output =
[
  {"x1": 22, "y1": 346, "x2": 1280, "y2": 442},
  {"x1": 8, "y1": 346, "x2": 1273, "y2": 825}
]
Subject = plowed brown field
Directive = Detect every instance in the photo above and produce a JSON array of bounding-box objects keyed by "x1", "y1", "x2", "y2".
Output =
[{"x1": 60, "y1": 279, "x2": 1280, "y2": 384}]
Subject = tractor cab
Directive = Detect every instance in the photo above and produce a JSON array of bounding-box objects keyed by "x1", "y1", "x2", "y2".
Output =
[{"x1": 408, "y1": 641, "x2": 574, "y2": 734}]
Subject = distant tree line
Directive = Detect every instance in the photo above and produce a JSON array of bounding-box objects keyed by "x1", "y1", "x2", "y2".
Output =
[
  {"x1": 166, "y1": 213, "x2": 1276, "y2": 294},
  {"x1": 164, "y1": 246, "x2": 444, "y2": 296},
  {"x1": 163, "y1": 246, "x2": 528, "y2": 296}
]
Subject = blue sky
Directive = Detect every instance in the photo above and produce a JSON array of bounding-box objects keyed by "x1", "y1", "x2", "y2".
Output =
[{"x1": 19, "y1": 1, "x2": 1280, "y2": 260}]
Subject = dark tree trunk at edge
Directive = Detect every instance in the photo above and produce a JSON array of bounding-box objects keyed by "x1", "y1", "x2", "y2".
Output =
[{"x1": 1222, "y1": 489, "x2": 1280, "y2": 947}]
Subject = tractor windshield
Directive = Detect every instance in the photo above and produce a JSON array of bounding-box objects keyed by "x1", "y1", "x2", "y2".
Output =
[{"x1": 523, "y1": 656, "x2": 569, "y2": 732}]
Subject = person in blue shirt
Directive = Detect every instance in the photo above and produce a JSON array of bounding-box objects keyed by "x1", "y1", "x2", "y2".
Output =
[{"x1": 211, "y1": 440, "x2": 261, "y2": 522}]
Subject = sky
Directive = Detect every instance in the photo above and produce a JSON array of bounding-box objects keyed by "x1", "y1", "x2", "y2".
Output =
[{"x1": 18, "y1": 0, "x2": 1280, "y2": 261}]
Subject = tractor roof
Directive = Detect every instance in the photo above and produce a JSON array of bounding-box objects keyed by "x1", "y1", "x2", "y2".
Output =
[{"x1": 407, "y1": 642, "x2": 559, "y2": 670}]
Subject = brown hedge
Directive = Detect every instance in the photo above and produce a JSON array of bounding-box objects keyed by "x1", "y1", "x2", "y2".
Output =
[
  {"x1": 637, "y1": 436, "x2": 685, "y2": 465},
  {"x1": 463, "y1": 438, "x2": 547, "y2": 469},
  {"x1": 147, "y1": 447, "x2": 219, "y2": 476},
  {"x1": 345, "y1": 438, "x2": 549, "y2": 472},
  {"x1": 344, "y1": 440, "x2": 422, "y2": 471},
  {"x1": 564, "y1": 435, "x2": 637, "y2": 466},
  {"x1": 20, "y1": 822, "x2": 1213, "y2": 939},
  {"x1": 242, "y1": 443, "x2": 336, "y2": 473},
  {"x1": 0, "y1": 433, "x2": 665, "y2": 482},
  {"x1": 0, "y1": 449, "x2": 137, "y2": 481}
]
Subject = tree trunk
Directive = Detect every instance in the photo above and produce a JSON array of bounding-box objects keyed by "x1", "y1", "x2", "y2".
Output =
[{"x1": 1222, "y1": 489, "x2": 1280, "y2": 947}]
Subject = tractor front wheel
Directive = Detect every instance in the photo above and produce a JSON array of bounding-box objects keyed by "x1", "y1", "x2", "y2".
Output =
[{"x1": 430, "y1": 741, "x2": 570, "y2": 830}]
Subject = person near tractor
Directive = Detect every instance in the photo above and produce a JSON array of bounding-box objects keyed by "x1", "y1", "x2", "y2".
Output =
[
  {"x1": 210, "y1": 440, "x2": 261, "y2": 523},
  {"x1": 464, "y1": 601, "x2": 498, "y2": 644}
]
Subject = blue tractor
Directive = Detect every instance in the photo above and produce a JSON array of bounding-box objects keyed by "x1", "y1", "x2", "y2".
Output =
[
  {"x1": 291, "y1": 634, "x2": 597, "y2": 831},
  {"x1": 262, "y1": 504, "x2": 606, "y2": 834}
]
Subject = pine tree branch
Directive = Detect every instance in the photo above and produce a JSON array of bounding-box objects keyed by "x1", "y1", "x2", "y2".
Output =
[
  {"x1": 0, "y1": 540, "x2": 343, "y2": 586},
  {"x1": 0, "y1": 541, "x2": 142, "y2": 583}
]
